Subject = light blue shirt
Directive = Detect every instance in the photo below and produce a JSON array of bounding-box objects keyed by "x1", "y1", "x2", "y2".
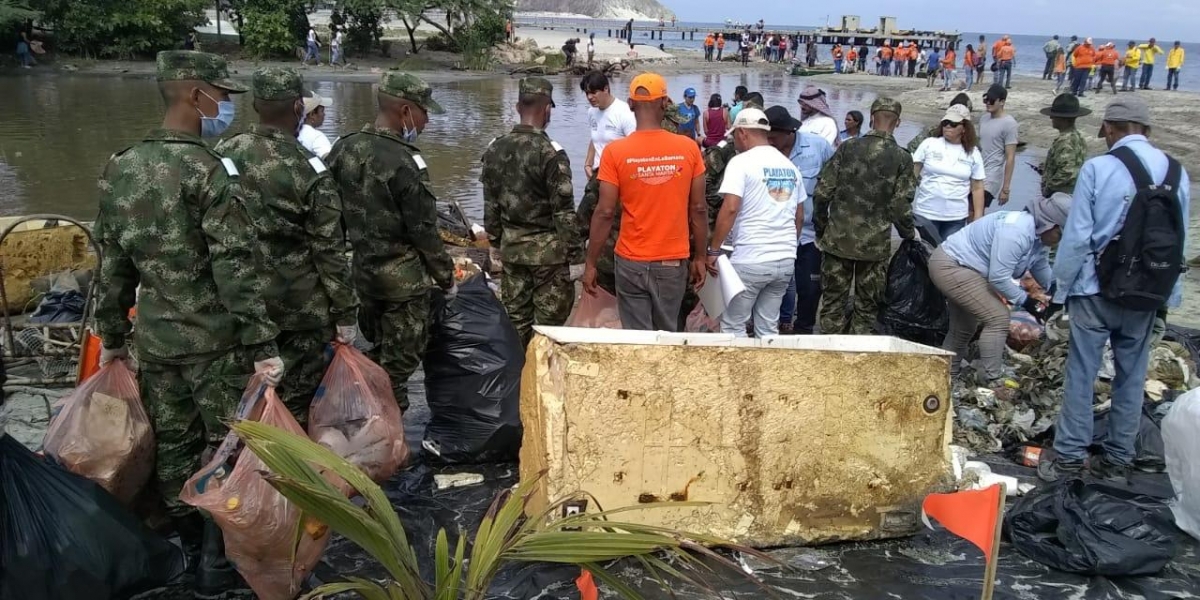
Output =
[
  {"x1": 729, "y1": 101, "x2": 745, "y2": 124},
  {"x1": 787, "y1": 131, "x2": 836, "y2": 245},
  {"x1": 942, "y1": 210, "x2": 1052, "y2": 306},
  {"x1": 1052, "y1": 135, "x2": 1190, "y2": 307}
]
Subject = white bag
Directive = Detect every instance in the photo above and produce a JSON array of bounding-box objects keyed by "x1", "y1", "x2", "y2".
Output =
[{"x1": 1163, "y1": 388, "x2": 1200, "y2": 540}]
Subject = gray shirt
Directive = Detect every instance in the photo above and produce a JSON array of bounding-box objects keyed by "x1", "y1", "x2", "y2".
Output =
[{"x1": 979, "y1": 113, "x2": 1019, "y2": 197}]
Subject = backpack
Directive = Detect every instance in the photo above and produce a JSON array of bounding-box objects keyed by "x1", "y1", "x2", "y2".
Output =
[{"x1": 1097, "y1": 146, "x2": 1186, "y2": 311}]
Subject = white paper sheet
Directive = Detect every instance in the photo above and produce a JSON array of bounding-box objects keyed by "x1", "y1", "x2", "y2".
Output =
[{"x1": 697, "y1": 255, "x2": 745, "y2": 318}]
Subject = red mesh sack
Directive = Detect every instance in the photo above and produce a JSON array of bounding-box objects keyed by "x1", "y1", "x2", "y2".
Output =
[
  {"x1": 43, "y1": 360, "x2": 152, "y2": 505},
  {"x1": 180, "y1": 377, "x2": 329, "y2": 600},
  {"x1": 309, "y1": 344, "x2": 409, "y2": 492}
]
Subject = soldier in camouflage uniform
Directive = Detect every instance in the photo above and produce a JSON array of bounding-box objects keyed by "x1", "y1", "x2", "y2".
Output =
[
  {"x1": 326, "y1": 72, "x2": 455, "y2": 410},
  {"x1": 813, "y1": 97, "x2": 917, "y2": 335},
  {"x1": 215, "y1": 67, "x2": 358, "y2": 426},
  {"x1": 1037, "y1": 93, "x2": 1091, "y2": 198},
  {"x1": 703, "y1": 136, "x2": 737, "y2": 230},
  {"x1": 94, "y1": 50, "x2": 282, "y2": 595},
  {"x1": 481, "y1": 77, "x2": 582, "y2": 346}
]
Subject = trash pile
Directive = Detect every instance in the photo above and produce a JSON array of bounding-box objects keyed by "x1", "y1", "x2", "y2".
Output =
[{"x1": 952, "y1": 315, "x2": 1200, "y2": 457}]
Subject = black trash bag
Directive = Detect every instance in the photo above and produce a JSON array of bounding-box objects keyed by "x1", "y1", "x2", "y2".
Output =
[
  {"x1": 0, "y1": 434, "x2": 184, "y2": 600},
  {"x1": 1005, "y1": 478, "x2": 1178, "y2": 576},
  {"x1": 422, "y1": 275, "x2": 524, "y2": 464},
  {"x1": 876, "y1": 239, "x2": 948, "y2": 346},
  {"x1": 1091, "y1": 402, "x2": 1166, "y2": 472}
]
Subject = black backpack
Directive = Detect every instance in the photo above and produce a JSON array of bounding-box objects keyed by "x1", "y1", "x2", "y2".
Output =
[{"x1": 1097, "y1": 146, "x2": 1186, "y2": 311}]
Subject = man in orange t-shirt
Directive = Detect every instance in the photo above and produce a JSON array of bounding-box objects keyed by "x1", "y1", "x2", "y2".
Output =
[
  {"x1": 704, "y1": 34, "x2": 715, "y2": 61},
  {"x1": 583, "y1": 73, "x2": 708, "y2": 331},
  {"x1": 1094, "y1": 42, "x2": 1118, "y2": 94},
  {"x1": 880, "y1": 41, "x2": 894, "y2": 76},
  {"x1": 716, "y1": 33, "x2": 726, "y2": 60},
  {"x1": 995, "y1": 36, "x2": 1015, "y2": 87},
  {"x1": 1069, "y1": 37, "x2": 1096, "y2": 96}
]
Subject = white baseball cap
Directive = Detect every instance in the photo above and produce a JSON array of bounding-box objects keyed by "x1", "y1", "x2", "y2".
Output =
[
  {"x1": 303, "y1": 90, "x2": 333, "y2": 114},
  {"x1": 732, "y1": 108, "x2": 771, "y2": 131}
]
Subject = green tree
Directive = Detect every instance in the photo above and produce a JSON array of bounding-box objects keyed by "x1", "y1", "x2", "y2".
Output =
[
  {"x1": 336, "y1": 0, "x2": 382, "y2": 55},
  {"x1": 225, "y1": 0, "x2": 309, "y2": 56},
  {"x1": 0, "y1": 0, "x2": 38, "y2": 29},
  {"x1": 32, "y1": 0, "x2": 208, "y2": 58}
]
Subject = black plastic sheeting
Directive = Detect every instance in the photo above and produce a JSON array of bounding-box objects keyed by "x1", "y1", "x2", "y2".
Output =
[{"x1": 141, "y1": 382, "x2": 1200, "y2": 600}]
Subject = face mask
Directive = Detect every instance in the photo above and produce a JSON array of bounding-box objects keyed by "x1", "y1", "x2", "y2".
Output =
[
  {"x1": 197, "y1": 90, "x2": 235, "y2": 137},
  {"x1": 295, "y1": 103, "x2": 307, "y2": 137},
  {"x1": 401, "y1": 112, "x2": 419, "y2": 143}
]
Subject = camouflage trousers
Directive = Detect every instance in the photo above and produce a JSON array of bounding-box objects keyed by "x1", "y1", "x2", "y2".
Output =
[
  {"x1": 139, "y1": 347, "x2": 253, "y2": 518},
  {"x1": 819, "y1": 253, "x2": 887, "y2": 335},
  {"x1": 359, "y1": 294, "x2": 431, "y2": 411},
  {"x1": 502, "y1": 263, "x2": 573, "y2": 347},
  {"x1": 276, "y1": 327, "x2": 334, "y2": 428}
]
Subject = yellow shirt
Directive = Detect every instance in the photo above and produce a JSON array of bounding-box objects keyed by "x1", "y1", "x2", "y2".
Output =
[
  {"x1": 1168, "y1": 47, "x2": 1186, "y2": 69},
  {"x1": 1137, "y1": 43, "x2": 1164, "y2": 64},
  {"x1": 1124, "y1": 48, "x2": 1141, "y2": 68}
]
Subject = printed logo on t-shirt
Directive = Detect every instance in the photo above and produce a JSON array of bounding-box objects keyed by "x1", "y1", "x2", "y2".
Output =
[
  {"x1": 626, "y1": 154, "x2": 687, "y2": 185},
  {"x1": 763, "y1": 167, "x2": 799, "y2": 202}
]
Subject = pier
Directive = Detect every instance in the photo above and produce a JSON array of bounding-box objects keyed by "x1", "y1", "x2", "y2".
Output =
[{"x1": 512, "y1": 15, "x2": 962, "y2": 50}]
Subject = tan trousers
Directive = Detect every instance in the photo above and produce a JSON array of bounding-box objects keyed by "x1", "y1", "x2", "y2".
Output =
[{"x1": 928, "y1": 247, "x2": 1010, "y2": 380}]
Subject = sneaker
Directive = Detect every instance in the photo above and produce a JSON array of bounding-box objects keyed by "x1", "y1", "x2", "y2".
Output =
[
  {"x1": 1088, "y1": 454, "x2": 1132, "y2": 483},
  {"x1": 1037, "y1": 453, "x2": 1084, "y2": 482}
]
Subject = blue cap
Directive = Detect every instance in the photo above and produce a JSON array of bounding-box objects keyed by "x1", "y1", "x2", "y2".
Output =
[{"x1": 684, "y1": 87, "x2": 697, "y2": 98}]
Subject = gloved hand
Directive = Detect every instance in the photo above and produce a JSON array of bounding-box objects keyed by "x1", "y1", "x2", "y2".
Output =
[
  {"x1": 254, "y1": 356, "x2": 285, "y2": 386},
  {"x1": 100, "y1": 345, "x2": 129, "y2": 367},
  {"x1": 1021, "y1": 296, "x2": 1047, "y2": 323},
  {"x1": 336, "y1": 325, "x2": 357, "y2": 345},
  {"x1": 569, "y1": 264, "x2": 585, "y2": 281},
  {"x1": 443, "y1": 282, "x2": 459, "y2": 301}
]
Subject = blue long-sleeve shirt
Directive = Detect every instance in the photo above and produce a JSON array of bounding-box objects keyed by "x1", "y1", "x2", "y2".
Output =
[
  {"x1": 787, "y1": 131, "x2": 836, "y2": 245},
  {"x1": 1052, "y1": 134, "x2": 1190, "y2": 307},
  {"x1": 941, "y1": 210, "x2": 1052, "y2": 306}
]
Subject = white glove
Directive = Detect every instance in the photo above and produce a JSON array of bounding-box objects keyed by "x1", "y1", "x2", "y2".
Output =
[
  {"x1": 254, "y1": 356, "x2": 285, "y2": 386},
  {"x1": 336, "y1": 325, "x2": 357, "y2": 345},
  {"x1": 569, "y1": 264, "x2": 586, "y2": 281},
  {"x1": 443, "y1": 283, "x2": 459, "y2": 300},
  {"x1": 99, "y1": 345, "x2": 129, "y2": 367}
]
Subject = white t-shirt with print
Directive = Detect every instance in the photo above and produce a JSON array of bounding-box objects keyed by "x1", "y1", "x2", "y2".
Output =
[
  {"x1": 912, "y1": 136, "x2": 986, "y2": 221},
  {"x1": 717, "y1": 145, "x2": 805, "y2": 264},
  {"x1": 587, "y1": 101, "x2": 637, "y2": 169}
]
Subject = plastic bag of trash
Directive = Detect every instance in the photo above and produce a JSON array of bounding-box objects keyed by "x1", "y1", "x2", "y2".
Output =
[
  {"x1": 181, "y1": 377, "x2": 330, "y2": 600},
  {"x1": 309, "y1": 344, "x2": 409, "y2": 488},
  {"x1": 423, "y1": 274, "x2": 523, "y2": 464},
  {"x1": 877, "y1": 240, "x2": 948, "y2": 346},
  {"x1": 1091, "y1": 402, "x2": 1165, "y2": 473},
  {"x1": 566, "y1": 288, "x2": 621, "y2": 328},
  {"x1": 1005, "y1": 478, "x2": 1178, "y2": 576},
  {"x1": 43, "y1": 360, "x2": 153, "y2": 505},
  {"x1": 1164, "y1": 388, "x2": 1200, "y2": 539},
  {"x1": 1, "y1": 433, "x2": 184, "y2": 600},
  {"x1": 1007, "y1": 310, "x2": 1044, "y2": 351},
  {"x1": 685, "y1": 305, "x2": 721, "y2": 333}
]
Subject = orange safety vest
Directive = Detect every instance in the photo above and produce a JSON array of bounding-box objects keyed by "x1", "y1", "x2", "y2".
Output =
[
  {"x1": 943, "y1": 50, "x2": 956, "y2": 68},
  {"x1": 705, "y1": 35, "x2": 714, "y2": 48},
  {"x1": 717, "y1": 37, "x2": 725, "y2": 48},
  {"x1": 847, "y1": 48, "x2": 858, "y2": 60}
]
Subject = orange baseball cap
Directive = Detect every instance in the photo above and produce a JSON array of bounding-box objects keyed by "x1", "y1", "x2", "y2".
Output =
[{"x1": 629, "y1": 72, "x2": 668, "y2": 101}]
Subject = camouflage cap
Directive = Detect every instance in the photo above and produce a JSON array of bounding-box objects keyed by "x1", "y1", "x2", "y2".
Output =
[
  {"x1": 665, "y1": 103, "x2": 689, "y2": 125},
  {"x1": 156, "y1": 50, "x2": 247, "y2": 93},
  {"x1": 518, "y1": 77, "x2": 556, "y2": 107},
  {"x1": 379, "y1": 72, "x2": 445, "y2": 114},
  {"x1": 252, "y1": 67, "x2": 304, "y2": 101},
  {"x1": 870, "y1": 96, "x2": 902, "y2": 116}
]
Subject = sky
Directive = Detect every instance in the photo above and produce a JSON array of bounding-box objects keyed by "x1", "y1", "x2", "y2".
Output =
[{"x1": 664, "y1": 1, "x2": 1198, "y2": 44}]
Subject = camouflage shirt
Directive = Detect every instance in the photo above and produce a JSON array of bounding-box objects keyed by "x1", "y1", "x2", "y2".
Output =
[
  {"x1": 1040, "y1": 127, "x2": 1088, "y2": 198},
  {"x1": 215, "y1": 125, "x2": 357, "y2": 331},
  {"x1": 703, "y1": 139, "x2": 737, "y2": 230},
  {"x1": 481, "y1": 124, "x2": 582, "y2": 265},
  {"x1": 94, "y1": 129, "x2": 279, "y2": 363},
  {"x1": 326, "y1": 125, "x2": 455, "y2": 300},
  {"x1": 577, "y1": 175, "x2": 619, "y2": 281},
  {"x1": 813, "y1": 130, "x2": 917, "y2": 261}
]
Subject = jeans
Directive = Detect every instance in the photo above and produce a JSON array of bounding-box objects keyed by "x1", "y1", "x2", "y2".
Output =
[
  {"x1": 914, "y1": 215, "x2": 967, "y2": 246},
  {"x1": 304, "y1": 41, "x2": 318, "y2": 63},
  {"x1": 881, "y1": 59, "x2": 891, "y2": 76},
  {"x1": 1140, "y1": 63, "x2": 1154, "y2": 88},
  {"x1": 928, "y1": 248, "x2": 1010, "y2": 380},
  {"x1": 834, "y1": 59, "x2": 843, "y2": 73},
  {"x1": 614, "y1": 256, "x2": 688, "y2": 332},
  {"x1": 1055, "y1": 71, "x2": 1066, "y2": 91},
  {"x1": 1123, "y1": 67, "x2": 1138, "y2": 90},
  {"x1": 331, "y1": 47, "x2": 343, "y2": 65},
  {"x1": 1053, "y1": 295, "x2": 1157, "y2": 465},
  {"x1": 998, "y1": 60, "x2": 1013, "y2": 87},
  {"x1": 1095, "y1": 66, "x2": 1116, "y2": 92},
  {"x1": 1168, "y1": 67, "x2": 1180, "y2": 89},
  {"x1": 1070, "y1": 67, "x2": 1090, "y2": 95},
  {"x1": 793, "y1": 243, "x2": 822, "y2": 333},
  {"x1": 965, "y1": 66, "x2": 975, "y2": 90},
  {"x1": 720, "y1": 258, "x2": 793, "y2": 337},
  {"x1": 942, "y1": 68, "x2": 956, "y2": 89},
  {"x1": 1043, "y1": 55, "x2": 1056, "y2": 79}
]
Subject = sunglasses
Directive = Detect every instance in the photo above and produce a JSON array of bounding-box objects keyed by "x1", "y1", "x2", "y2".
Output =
[
  {"x1": 983, "y1": 97, "x2": 997, "y2": 105},
  {"x1": 941, "y1": 121, "x2": 964, "y2": 128}
]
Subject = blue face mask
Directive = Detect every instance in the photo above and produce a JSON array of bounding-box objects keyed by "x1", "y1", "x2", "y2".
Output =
[
  {"x1": 198, "y1": 90, "x2": 235, "y2": 138},
  {"x1": 402, "y1": 113, "x2": 419, "y2": 143}
]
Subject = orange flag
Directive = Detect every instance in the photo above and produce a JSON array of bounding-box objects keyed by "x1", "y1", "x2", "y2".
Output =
[
  {"x1": 576, "y1": 569, "x2": 598, "y2": 600},
  {"x1": 921, "y1": 484, "x2": 1003, "y2": 562}
]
